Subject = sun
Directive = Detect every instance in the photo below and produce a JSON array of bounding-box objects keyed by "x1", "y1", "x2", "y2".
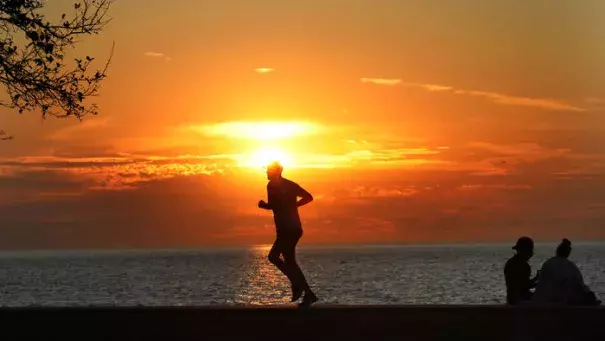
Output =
[
  {"x1": 203, "y1": 120, "x2": 313, "y2": 169},
  {"x1": 242, "y1": 147, "x2": 293, "y2": 169}
]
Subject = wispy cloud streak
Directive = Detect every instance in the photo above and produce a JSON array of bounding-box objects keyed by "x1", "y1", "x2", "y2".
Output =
[
  {"x1": 144, "y1": 52, "x2": 172, "y2": 61},
  {"x1": 255, "y1": 68, "x2": 274, "y2": 73},
  {"x1": 361, "y1": 78, "x2": 402, "y2": 86},
  {"x1": 362, "y1": 78, "x2": 586, "y2": 112}
]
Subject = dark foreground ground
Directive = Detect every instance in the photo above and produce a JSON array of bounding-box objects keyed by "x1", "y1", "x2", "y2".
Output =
[{"x1": 1, "y1": 305, "x2": 604, "y2": 340}]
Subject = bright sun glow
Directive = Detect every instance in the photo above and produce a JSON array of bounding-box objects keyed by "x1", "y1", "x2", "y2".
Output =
[
  {"x1": 199, "y1": 121, "x2": 319, "y2": 140},
  {"x1": 241, "y1": 147, "x2": 294, "y2": 169}
]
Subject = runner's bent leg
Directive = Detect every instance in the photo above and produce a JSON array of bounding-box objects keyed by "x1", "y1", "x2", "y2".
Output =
[
  {"x1": 281, "y1": 233, "x2": 310, "y2": 291},
  {"x1": 267, "y1": 237, "x2": 297, "y2": 284}
]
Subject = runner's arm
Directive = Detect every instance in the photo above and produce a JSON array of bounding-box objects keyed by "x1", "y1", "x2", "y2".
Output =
[
  {"x1": 258, "y1": 185, "x2": 273, "y2": 210},
  {"x1": 258, "y1": 200, "x2": 272, "y2": 210},
  {"x1": 296, "y1": 184, "x2": 313, "y2": 207}
]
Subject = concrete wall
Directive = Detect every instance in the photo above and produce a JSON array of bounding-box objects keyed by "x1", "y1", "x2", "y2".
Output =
[{"x1": 1, "y1": 305, "x2": 604, "y2": 340}]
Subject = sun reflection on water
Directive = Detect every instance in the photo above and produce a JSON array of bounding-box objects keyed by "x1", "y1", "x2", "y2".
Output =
[{"x1": 235, "y1": 245, "x2": 292, "y2": 305}]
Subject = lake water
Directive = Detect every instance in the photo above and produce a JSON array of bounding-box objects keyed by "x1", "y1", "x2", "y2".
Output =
[{"x1": 0, "y1": 243, "x2": 603, "y2": 306}]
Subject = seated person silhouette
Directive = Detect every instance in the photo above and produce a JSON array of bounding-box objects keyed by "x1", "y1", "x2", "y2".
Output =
[
  {"x1": 504, "y1": 237, "x2": 539, "y2": 305},
  {"x1": 531, "y1": 239, "x2": 600, "y2": 306}
]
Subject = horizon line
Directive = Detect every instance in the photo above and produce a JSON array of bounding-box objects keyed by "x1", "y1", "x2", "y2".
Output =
[{"x1": 1, "y1": 240, "x2": 604, "y2": 254}]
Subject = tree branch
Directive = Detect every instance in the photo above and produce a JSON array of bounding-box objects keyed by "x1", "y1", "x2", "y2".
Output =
[{"x1": 0, "y1": 0, "x2": 114, "y2": 122}]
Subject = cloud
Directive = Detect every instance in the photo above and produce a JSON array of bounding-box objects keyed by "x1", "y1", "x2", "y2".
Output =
[
  {"x1": 363, "y1": 78, "x2": 586, "y2": 112},
  {"x1": 584, "y1": 98, "x2": 605, "y2": 111},
  {"x1": 3, "y1": 146, "x2": 605, "y2": 248},
  {"x1": 0, "y1": 173, "x2": 265, "y2": 249},
  {"x1": 338, "y1": 185, "x2": 419, "y2": 199},
  {"x1": 47, "y1": 117, "x2": 110, "y2": 142},
  {"x1": 22, "y1": 125, "x2": 452, "y2": 175},
  {"x1": 140, "y1": 124, "x2": 600, "y2": 174},
  {"x1": 344, "y1": 139, "x2": 369, "y2": 145},
  {"x1": 466, "y1": 142, "x2": 570, "y2": 159},
  {"x1": 457, "y1": 184, "x2": 532, "y2": 191},
  {"x1": 585, "y1": 98, "x2": 605, "y2": 104},
  {"x1": 364, "y1": 79, "x2": 452, "y2": 91},
  {"x1": 256, "y1": 147, "x2": 447, "y2": 170},
  {"x1": 255, "y1": 68, "x2": 274, "y2": 73},
  {"x1": 0, "y1": 154, "x2": 231, "y2": 192},
  {"x1": 188, "y1": 121, "x2": 321, "y2": 140},
  {"x1": 26, "y1": 120, "x2": 603, "y2": 186},
  {"x1": 478, "y1": 142, "x2": 605, "y2": 178},
  {"x1": 144, "y1": 52, "x2": 172, "y2": 61},
  {"x1": 463, "y1": 90, "x2": 584, "y2": 112},
  {"x1": 361, "y1": 78, "x2": 402, "y2": 86},
  {"x1": 416, "y1": 141, "x2": 600, "y2": 177},
  {"x1": 338, "y1": 148, "x2": 443, "y2": 166},
  {"x1": 399, "y1": 82, "x2": 453, "y2": 92}
]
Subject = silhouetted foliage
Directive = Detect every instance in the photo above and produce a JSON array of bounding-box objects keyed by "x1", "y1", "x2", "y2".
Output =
[{"x1": 0, "y1": 0, "x2": 113, "y2": 123}]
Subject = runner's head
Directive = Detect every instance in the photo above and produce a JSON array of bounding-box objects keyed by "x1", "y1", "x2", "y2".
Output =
[{"x1": 265, "y1": 161, "x2": 283, "y2": 180}]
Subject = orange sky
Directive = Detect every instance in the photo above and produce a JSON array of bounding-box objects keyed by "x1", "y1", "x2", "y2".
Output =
[{"x1": 0, "y1": 0, "x2": 604, "y2": 249}]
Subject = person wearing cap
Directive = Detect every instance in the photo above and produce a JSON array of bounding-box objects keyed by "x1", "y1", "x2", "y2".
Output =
[
  {"x1": 258, "y1": 161, "x2": 318, "y2": 307},
  {"x1": 504, "y1": 237, "x2": 539, "y2": 305},
  {"x1": 531, "y1": 239, "x2": 600, "y2": 306}
]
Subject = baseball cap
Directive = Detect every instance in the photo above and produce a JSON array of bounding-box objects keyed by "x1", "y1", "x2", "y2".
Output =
[{"x1": 512, "y1": 236, "x2": 534, "y2": 250}]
